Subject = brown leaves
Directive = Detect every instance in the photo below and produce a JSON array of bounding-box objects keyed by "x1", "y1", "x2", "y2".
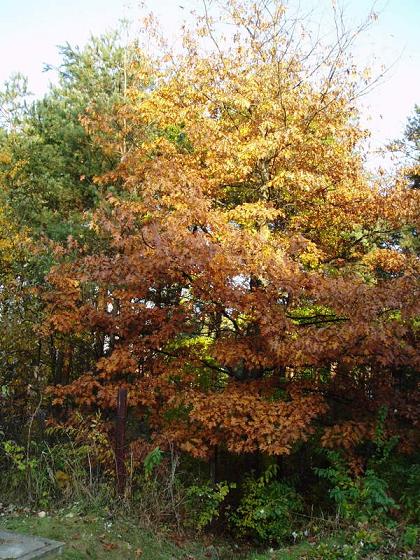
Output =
[
  {"x1": 321, "y1": 421, "x2": 373, "y2": 451},
  {"x1": 167, "y1": 381, "x2": 328, "y2": 457}
]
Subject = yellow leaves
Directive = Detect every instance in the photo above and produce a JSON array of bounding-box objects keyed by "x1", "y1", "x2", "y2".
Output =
[
  {"x1": 299, "y1": 251, "x2": 320, "y2": 270},
  {"x1": 0, "y1": 150, "x2": 12, "y2": 165},
  {"x1": 363, "y1": 248, "x2": 407, "y2": 274},
  {"x1": 299, "y1": 241, "x2": 324, "y2": 270},
  {"x1": 0, "y1": 203, "x2": 28, "y2": 276},
  {"x1": 286, "y1": 235, "x2": 324, "y2": 270},
  {"x1": 235, "y1": 96, "x2": 252, "y2": 111},
  {"x1": 228, "y1": 202, "x2": 283, "y2": 230},
  {"x1": 55, "y1": 470, "x2": 71, "y2": 492}
]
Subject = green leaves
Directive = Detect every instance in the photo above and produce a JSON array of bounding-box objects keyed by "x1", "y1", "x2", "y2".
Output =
[
  {"x1": 315, "y1": 451, "x2": 397, "y2": 522},
  {"x1": 143, "y1": 447, "x2": 164, "y2": 479},
  {"x1": 185, "y1": 481, "x2": 235, "y2": 531},
  {"x1": 230, "y1": 468, "x2": 303, "y2": 543}
]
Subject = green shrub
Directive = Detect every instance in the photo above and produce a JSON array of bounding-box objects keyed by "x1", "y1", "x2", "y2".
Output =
[
  {"x1": 393, "y1": 462, "x2": 420, "y2": 522},
  {"x1": 230, "y1": 465, "x2": 303, "y2": 544},
  {"x1": 185, "y1": 480, "x2": 235, "y2": 531},
  {"x1": 401, "y1": 525, "x2": 418, "y2": 549},
  {"x1": 143, "y1": 447, "x2": 164, "y2": 478},
  {"x1": 315, "y1": 451, "x2": 397, "y2": 522}
]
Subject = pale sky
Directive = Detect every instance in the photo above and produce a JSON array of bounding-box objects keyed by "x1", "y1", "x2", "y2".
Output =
[{"x1": 0, "y1": 0, "x2": 419, "y2": 154}]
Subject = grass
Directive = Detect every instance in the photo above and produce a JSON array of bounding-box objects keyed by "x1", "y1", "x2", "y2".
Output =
[
  {"x1": 0, "y1": 512, "x2": 318, "y2": 559},
  {"x1": 247, "y1": 543, "x2": 315, "y2": 560},
  {"x1": 1, "y1": 515, "x2": 196, "y2": 559},
  {"x1": 1, "y1": 513, "x2": 418, "y2": 560},
  {"x1": 0, "y1": 513, "x2": 251, "y2": 560}
]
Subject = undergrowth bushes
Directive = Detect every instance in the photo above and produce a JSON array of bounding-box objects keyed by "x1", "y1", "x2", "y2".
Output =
[
  {"x1": 230, "y1": 465, "x2": 303, "y2": 543},
  {"x1": 0, "y1": 416, "x2": 113, "y2": 512},
  {"x1": 0, "y1": 414, "x2": 419, "y2": 556},
  {"x1": 315, "y1": 451, "x2": 397, "y2": 522}
]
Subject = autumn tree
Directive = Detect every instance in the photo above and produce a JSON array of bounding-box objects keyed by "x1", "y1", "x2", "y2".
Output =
[{"x1": 46, "y1": 1, "x2": 419, "y2": 469}]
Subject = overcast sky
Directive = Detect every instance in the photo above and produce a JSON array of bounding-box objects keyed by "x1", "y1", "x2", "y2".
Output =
[{"x1": 1, "y1": 0, "x2": 419, "y2": 154}]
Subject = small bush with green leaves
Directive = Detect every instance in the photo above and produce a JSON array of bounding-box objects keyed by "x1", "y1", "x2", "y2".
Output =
[
  {"x1": 143, "y1": 447, "x2": 164, "y2": 478},
  {"x1": 185, "y1": 480, "x2": 235, "y2": 531},
  {"x1": 401, "y1": 525, "x2": 418, "y2": 549},
  {"x1": 315, "y1": 451, "x2": 397, "y2": 522},
  {"x1": 397, "y1": 464, "x2": 420, "y2": 522},
  {"x1": 230, "y1": 465, "x2": 303, "y2": 544}
]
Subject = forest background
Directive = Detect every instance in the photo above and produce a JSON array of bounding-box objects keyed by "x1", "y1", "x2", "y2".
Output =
[{"x1": 0, "y1": 1, "x2": 419, "y2": 559}]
